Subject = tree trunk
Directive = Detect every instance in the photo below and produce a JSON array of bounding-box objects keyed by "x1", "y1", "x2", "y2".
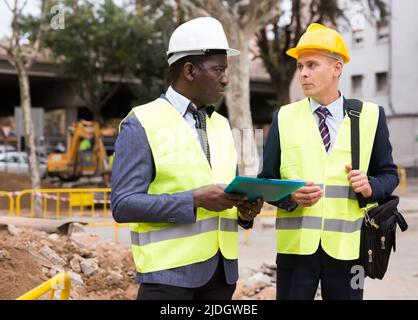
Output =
[
  {"x1": 16, "y1": 61, "x2": 42, "y2": 217},
  {"x1": 226, "y1": 30, "x2": 260, "y2": 176},
  {"x1": 275, "y1": 76, "x2": 292, "y2": 109},
  {"x1": 226, "y1": 33, "x2": 252, "y2": 129}
]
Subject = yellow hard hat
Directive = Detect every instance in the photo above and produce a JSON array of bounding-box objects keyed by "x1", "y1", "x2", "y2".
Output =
[{"x1": 286, "y1": 23, "x2": 350, "y2": 63}]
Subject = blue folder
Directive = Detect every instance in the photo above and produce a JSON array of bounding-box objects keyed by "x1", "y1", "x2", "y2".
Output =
[{"x1": 224, "y1": 176, "x2": 306, "y2": 202}]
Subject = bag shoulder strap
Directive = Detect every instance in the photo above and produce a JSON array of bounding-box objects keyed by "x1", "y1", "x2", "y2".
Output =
[
  {"x1": 346, "y1": 99, "x2": 408, "y2": 232},
  {"x1": 345, "y1": 99, "x2": 368, "y2": 208},
  {"x1": 394, "y1": 210, "x2": 409, "y2": 231}
]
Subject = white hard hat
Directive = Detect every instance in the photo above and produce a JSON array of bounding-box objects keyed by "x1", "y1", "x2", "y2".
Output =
[{"x1": 167, "y1": 17, "x2": 240, "y2": 65}]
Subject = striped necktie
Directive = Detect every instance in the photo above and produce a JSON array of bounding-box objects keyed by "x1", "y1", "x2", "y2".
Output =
[
  {"x1": 315, "y1": 106, "x2": 331, "y2": 152},
  {"x1": 187, "y1": 103, "x2": 211, "y2": 165}
]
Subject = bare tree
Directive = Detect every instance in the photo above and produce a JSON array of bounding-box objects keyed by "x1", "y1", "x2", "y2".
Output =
[
  {"x1": 0, "y1": 0, "x2": 50, "y2": 215},
  {"x1": 178, "y1": 0, "x2": 282, "y2": 175}
]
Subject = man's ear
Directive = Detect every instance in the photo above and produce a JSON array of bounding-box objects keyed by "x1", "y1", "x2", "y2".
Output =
[
  {"x1": 183, "y1": 62, "x2": 195, "y2": 82},
  {"x1": 334, "y1": 61, "x2": 343, "y2": 78}
]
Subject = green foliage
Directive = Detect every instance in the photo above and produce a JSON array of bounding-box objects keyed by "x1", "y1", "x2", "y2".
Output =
[
  {"x1": 41, "y1": 0, "x2": 172, "y2": 117},
  {"x1": 128, "y1": 0, "x2": 177, "y2": 105}
]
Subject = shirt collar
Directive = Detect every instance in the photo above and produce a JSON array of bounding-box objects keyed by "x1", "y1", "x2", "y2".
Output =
[
  {"x1": 165, "y1": 86, "x2": 190, "y2": 117},
  {"x1": 309, "y1": 91, "x2": 345, "y2": 120},
  {"x1": 165, "y1": 86, "x2": 215, "y2": 117}
]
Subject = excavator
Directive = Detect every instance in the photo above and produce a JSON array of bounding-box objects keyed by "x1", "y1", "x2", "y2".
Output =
[{"x1": 47, "y1": 120, "x2": 111, "y2": 186}]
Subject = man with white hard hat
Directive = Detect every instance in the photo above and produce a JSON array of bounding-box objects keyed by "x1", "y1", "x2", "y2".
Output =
[
  {"x1": 112, "y1": 17, "x2": 263, "y2": 300},
  {"x1": 258, "y1": 23, "x2": 398, "y2": 300}
]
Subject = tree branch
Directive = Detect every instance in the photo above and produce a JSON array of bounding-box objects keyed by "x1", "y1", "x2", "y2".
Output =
[
  {"x1": 25, "y1": 0, "x2": 49, "y2": 69},
  {"x1": 177, "y1": 0, "x2": 208, "y2": 19},
  {"x1": 97, "y1": 83, "x2": 120, "y2": 111},
  {"x1": 244, "y1": 0, "x2": 281, "y2": 32},
  {"x1": 16, "y1": 0, "x2": 29, "y2": 18},
  {"x1": 11, "y1": 0, "x2": 20, "y2": 49},
  {"x1": 3, "y1": 0, "x2": 13, "y2": 12},
  {"x1": 178, "y1": 0, "x2": 232, "y2": 30}
]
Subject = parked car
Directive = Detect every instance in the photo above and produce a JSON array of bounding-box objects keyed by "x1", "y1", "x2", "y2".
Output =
[
  {"x1": 0, "y1": 151, "x2": 47, "y2": 177},
  {"x1": 0, "y1": 144, "x2": 16, "y2": 153}
]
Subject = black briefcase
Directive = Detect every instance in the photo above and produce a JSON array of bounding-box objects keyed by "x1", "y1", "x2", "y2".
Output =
[
  {"x1": 347, "y1": 99, "x2": 408, "y2": 280},
  {"x1": 359, "y1": 195, "x2": 408, "y2": 279}
]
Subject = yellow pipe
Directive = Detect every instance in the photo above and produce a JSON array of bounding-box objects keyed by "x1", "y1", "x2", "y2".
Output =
[
  {"x1": 56, "y1": 192, "x2": 60, "y2": 219},
  {"x1": 17, "y1": 272, "x2": 71, "y2": 300},
  {"x1": 103, "y1": 192, "x2": 107, "y2": 224},
  {"x1": 244, "y1": 229, "x2": 250, "y2": 245},
  {"x1": 30, "y1": 193, "x2": 34, "y2": 218},
  {"x1": 43, "y1": 194, "x2": 47, "y2": 218},
  {"x1": 16, "y1": 192, "x2": 22, "y2": 217},
  {"x1": 10, "y1": 195, "x2": 14, "y2": 217},
  {"x1": 0, "y1": 192, "x2": 14, "y2": 217},
  {"x1": 115, "y1": 223, "x2": 119, "y2": 243}
]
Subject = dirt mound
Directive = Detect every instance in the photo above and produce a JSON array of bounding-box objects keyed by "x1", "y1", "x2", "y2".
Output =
[
  {"x1": 0, "y1": 172, "x2": 55, "y2": 192},
  {"x1": 0, "y1": 243, "x2": 47, "y2": 299},
  {"x1": 0, "y1": 226, "x2": 137, "y2": 300}
]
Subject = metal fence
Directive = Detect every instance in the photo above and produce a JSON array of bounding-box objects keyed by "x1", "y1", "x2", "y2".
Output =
[
  {"x1": 17, "y1": 272, "x2": 71, "y2": 300},
  {"x1": 1, "y1": 188, "x2": 127, "y2": 242}
]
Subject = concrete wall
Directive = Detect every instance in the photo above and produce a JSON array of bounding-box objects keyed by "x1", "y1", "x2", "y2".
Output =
[
  {"x1": 339, "y1": 5, "x2": 390, "y2": 112},
  {"x1": 390, "y1": 0, "x2": 418, "y2": 114},
  {"x1": 387, "y1": 116, "x2": 418, "y2": 172},
  {"x1": 338, "y1": 0, "x2": 418, "y2": 116}
]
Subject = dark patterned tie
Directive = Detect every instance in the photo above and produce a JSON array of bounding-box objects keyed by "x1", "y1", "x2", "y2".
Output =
[
  {"x1": 187, "y1": 103, "x2": 211, "y2": 165},
  {"x1": 315, "y1": 106, "x2": 331, "y2": 152}
]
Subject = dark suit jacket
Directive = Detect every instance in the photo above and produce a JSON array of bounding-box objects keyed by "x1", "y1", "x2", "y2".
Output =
[{"x1": 258, "y1": 98, "x2": 399, "y2": 211}]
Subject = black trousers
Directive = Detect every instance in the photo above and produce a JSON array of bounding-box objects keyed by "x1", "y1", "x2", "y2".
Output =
[
  {"x1": 137, "y1": 258, "x2": 236, "y2": 300},
  {"x1": 276, "y1": 244, "x2": 364, "y2": 300}
]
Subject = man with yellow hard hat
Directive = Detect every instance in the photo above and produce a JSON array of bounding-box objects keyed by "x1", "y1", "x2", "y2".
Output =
[{"x1": 258, "y1": 23, "x2": 398, "y2": 300}]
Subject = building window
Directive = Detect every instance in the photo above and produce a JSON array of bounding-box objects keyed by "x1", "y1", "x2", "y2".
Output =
[
  {"x1": 352, "y1": 29, "x2": 364, "y2": 47},
  {"x1": 377, "y1": 19, "x2": 389, "y2": 42},
  {"x1": 376, "y1": 72, "x2": 388, "y2": 94},
  {"x1": 351, "y1": 75, "x2": 363, "y2": 97}
]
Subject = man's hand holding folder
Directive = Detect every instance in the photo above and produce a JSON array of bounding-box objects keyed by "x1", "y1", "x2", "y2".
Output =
[
  {"x1": 290, "y1": 181, "x2": 324, "y2": 207},
  {"x1": 193, "y1": 185, "x2": 246, "y2": 212},
  {"x1": 193, "y1": 184, "x2": 263, "y2": 221},
  {"x1": 236, "y1": 198, "x2": 263, "y2": 221}
]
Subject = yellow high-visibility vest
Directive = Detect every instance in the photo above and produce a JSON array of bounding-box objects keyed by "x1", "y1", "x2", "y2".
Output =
[
  {"x1": 124, "y1": 98, "x2": 238, "y2": 273},
  {"x1": 277, "y1": 98, "x2": 379, "y2": 260}
]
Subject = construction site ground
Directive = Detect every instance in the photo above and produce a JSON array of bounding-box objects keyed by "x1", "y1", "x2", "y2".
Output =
[{"x1": 1, "y1": 172, "x2": 417, "y2": 300}]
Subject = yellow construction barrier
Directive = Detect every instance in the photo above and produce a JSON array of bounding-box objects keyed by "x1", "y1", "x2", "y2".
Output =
[
  {"x1": 397, "y1": 165, "x2": 407, "y2": 194},
  {"x1": 15, "y1": 188, "x2": 111, "y2": 220},
  {"x1": 17, "y1": 272, "x2": 71, "y2": 300},
  {"x1": 244, "y1": 210, "x2": 276, "y2": 245},
  {"x1": 0, "y1": 191, "x2": 14, "y2": 216},
  {"x1": 12, "y1": 188, "x2": 128, "y2": 243}
]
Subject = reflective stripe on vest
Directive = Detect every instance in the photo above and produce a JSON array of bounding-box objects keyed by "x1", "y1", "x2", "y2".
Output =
[
  {"x1": 131, "y1": 217, "x2": 238, "y2": 246},
  {"x1": 125, "y1": 98, "x2": 238, "y2": 273},
  {"x1": 276, "y1": 98, "x2": 379, "y2": 260},
  {"x1": 276, "y1": 216, "x2": 363, "y2": 233}
]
